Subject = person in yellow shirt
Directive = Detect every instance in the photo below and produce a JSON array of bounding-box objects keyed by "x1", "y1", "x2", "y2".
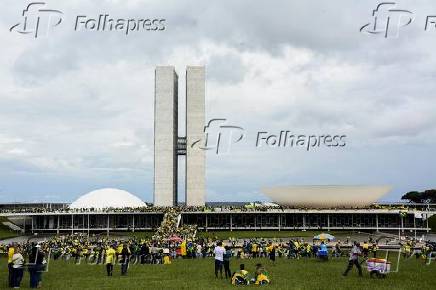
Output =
[
  {"x1": 252, "y1": 243, "x2": 258, "y2": 258},
  {"x1": 405, "y1": 243, "x2": 411, "y2": 258},
  {"x1": 117, "y1": 243, "x2": 123, "y2": 255},
  {"x1": 371, "y1": 243, "x2": 378, "y2": 258},
  {"x1": 306, "y1": 244, "x2": 312, "y2": 258},
  {"x1": 8, "y1": 244, "x2": 15, "y2": 287},
  {"x1": 293, "y1": 240, "x2": 300, "y2": 259},
  {"x1": 254, "y1": 263, "x2": 270, "y2": 285},
  {"x1": 105, "y1": 245, "x2": 116, "y2": 276},
  {"x1": 231, "y1": 264, "x2": 249, "y2": 285},
  {"x1": 180, "y1": 241, "x2": 187, "y2": 257},
  {"x1": 362, "y1": 242, "x2": 369, "y2": 258},
  {"x1": 163, "y1": 255, "x2": 171, "y2": 265}
]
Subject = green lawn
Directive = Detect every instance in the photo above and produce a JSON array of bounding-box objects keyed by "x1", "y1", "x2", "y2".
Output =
[
  {"x1": 0, "y1": 217, "x2": 18, "y2": 240},
  {"x1": 1, "y1": 255, "x2": 435, "y2": 289},
  {"x1": 197, "y1": 230, "x2": 357, "y2": 240},
  {"x1": 82, "y1": 230, "x2": 359, "y2": 241},
  {"x1": 0, "y1": 228, "x2": 17, "y2": 240}
]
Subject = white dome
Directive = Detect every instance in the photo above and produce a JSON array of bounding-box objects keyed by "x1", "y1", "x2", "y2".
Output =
[{"x1": 69, "y1": 188, "x2": 146, "y2": 209}]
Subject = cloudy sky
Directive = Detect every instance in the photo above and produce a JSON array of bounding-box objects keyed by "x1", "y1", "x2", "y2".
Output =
[{"x1": 0, "y1": 0, "x2": 436, "y2": 203}]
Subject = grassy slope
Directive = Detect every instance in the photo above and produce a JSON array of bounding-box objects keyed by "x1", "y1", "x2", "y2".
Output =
[
  {"x1": 0, "y1": 255, "x2": 434, "y2": 289},
  {"x1": 197, "y1": 230, "x2": 356, "y2": 240},
  {"x1": 0, "y1": 217, "x2": 18, "y2": 240}
]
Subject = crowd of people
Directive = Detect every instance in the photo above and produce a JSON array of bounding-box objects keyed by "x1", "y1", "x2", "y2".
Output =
[
  {"x1": 4, "y1": 242, "x2": 46, "y2": 288},
  {"x1": 401, "y1": 239, "x2": 435, "y2": 262},
  {"x1": 152, "y1": 208, "x2": 197, "y2": 242},
  {"x1": 0, "y1": 233, "x2": 276, "y2": 287},
  {"x1": 1, "y1": 208, "x2": 434, "y2": 288},
  {"x1": 2, "y1": 232, "x2": 435, "y2": 288}
]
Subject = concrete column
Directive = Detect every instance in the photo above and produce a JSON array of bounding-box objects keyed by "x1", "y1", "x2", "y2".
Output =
[
  {"x1": 230, "y1": 214, "x2": 233, "y2": 232},
  {"x1": 132, "y1": 215, "x2": 135, "y2": 233},
  {"x1": 400, "y1": 214, "x2": 404, "y2": 233},
  {"x1": 254, "y1": 215, "x2": 257, "y2": 231},
  {"x1": 426, "y1": 213, "x2": 429, "y2": 233},
  {"x1": 71, "y1": 214, "x2": 74, "y2": 234},
  {"x1": 376, "y1": 214, "x2": 379, "y2": 232},
  {"x1": 87, "y1": 214, "x2": 90, "y2": 237},
  {"x1": 57, "y1": 215, "x2": 60, "y2": 235},
  {"x1": 414, "y1": 214, "x2": 416, "y2": 240},
  {"x1": 31, "y1": 216, "x2": 34, "y2": 233},
  {"x1": 302, "y1": 214, "x2": 306, "y2": 230},
  {"x1": 205, "y1": 214, "x2": 208, "y2": 232},
  {"x1": 107, "y1": 215, "x2": 110, "y2": 237},
  {"x1": 327, "y1": 214, "x2": 330, "y2": 232},
  {"x1": 351, "y1": 214, "x2": 353, "y2": 229},
  {"x1": 277, "y1": 214, "x2": 282, "y2": 232}
]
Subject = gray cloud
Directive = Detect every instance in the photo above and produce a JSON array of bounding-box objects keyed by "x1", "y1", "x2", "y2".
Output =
[{"x1": 0, "y1": 0, "x2": 436, "y2": 202}]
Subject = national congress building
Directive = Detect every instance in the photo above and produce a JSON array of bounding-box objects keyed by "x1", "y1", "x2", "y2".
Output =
[{"x1": 1, "y1": 66, "x2": 435, "y2": 236}]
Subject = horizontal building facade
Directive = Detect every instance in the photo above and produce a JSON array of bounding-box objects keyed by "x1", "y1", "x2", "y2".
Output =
[{"x1": 3, "y1": 208, "x2": 433, "y2": 234}]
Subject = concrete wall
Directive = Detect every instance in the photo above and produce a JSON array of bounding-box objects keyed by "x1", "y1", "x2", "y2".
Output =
[
  {"x1": 154, "y1": 66, "x2": 178, "y2": 206},
  {"x1": 185, "y1": 66, "x2": 206, "y2": 206}
]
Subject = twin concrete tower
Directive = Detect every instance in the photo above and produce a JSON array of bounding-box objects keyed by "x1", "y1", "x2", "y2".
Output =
[{"x1": 154, "y1": 66, "x2": 206, "y2": 206}]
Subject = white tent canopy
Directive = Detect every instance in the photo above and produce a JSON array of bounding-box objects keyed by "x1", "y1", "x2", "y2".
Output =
[{"x1": 69, "y1": 188, "x2": 146, "y2": 209}]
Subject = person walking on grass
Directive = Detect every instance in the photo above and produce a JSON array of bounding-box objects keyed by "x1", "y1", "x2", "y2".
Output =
[
  {"x1": 8, "y1": 243, "x2": 15, "y2": 288},
  {"x1": 214, "y1": 241, "x2": 225, "y2": 278},
  {"x1": 343, "y1": 241, "x2": 363, "y2": 277},
  {"x1": 105, "y1": 244, "x2": 116, "y2": 277},
  {"x1": 12, "y1": 246, "x2": 24, "y2": 288},
  {"x1": 268, "y1": 243, "x2": 276, "y2": 264},
  {"x1": 120, "y1": 244, "x2": 131, "y2": 276},
  {"x1": 28, "y1": 243, "x2": 45, "y2": 288},
  {"x1": 223, "y1": 246, "x2": 232, "y2": 279}
]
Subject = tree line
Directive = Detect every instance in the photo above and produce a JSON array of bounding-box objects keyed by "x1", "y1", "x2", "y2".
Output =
[{"x1": 401, "y1": 189, "x2": 436, "y2": 203}]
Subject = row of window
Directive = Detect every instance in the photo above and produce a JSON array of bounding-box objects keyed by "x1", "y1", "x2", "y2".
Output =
[{"x1": 31, "y1": 213, "x2": 425, "y2": 230}]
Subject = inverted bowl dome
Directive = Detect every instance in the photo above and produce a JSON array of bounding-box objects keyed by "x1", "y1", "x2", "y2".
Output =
[{"x1": 261, "y1": 185, "x2": 391, "y2": 208}]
